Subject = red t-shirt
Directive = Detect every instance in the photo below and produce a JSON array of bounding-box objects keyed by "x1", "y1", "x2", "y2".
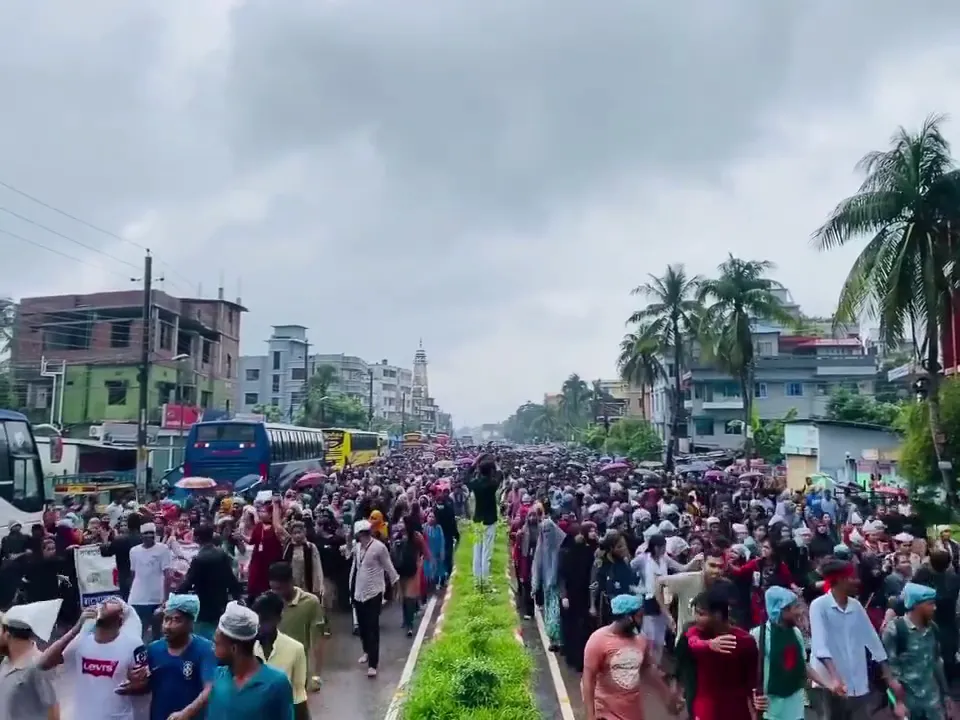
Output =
[
  {"x1": 246, "y1": 522, "x2": 283, "y2": 597},
  {"x1": 582, "y1": 625, "x2": 651, "y2": 720},
  {"x1": 685, "y1": 625, "x2": 757, "y2": 720}
]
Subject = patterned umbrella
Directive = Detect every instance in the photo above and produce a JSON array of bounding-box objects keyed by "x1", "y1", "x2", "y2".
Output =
[{"x1": 175, "y1": 477, "x2": 217, "y2": 491}]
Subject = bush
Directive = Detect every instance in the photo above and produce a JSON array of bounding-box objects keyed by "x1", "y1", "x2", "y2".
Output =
[{"x1": 402, "y1": 525, "x2": 540, "y2": 720}]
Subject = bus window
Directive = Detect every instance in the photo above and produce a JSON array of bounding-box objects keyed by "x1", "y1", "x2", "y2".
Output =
[
  {"x1": 0, "y1": 418, "x2": 45, "y2": 512},
  {"x1": 196, "y1": 423, "x2": 258, "y2": 443},
  {"x1": 352, "y1": 433, "x2": 378, "y2": 451},
  {"x1": 296, "y1": 431, "x2": 306, "y2": 460},
  {"x1": 12, "y1": 457, "x2": 40, "y2": 501}
]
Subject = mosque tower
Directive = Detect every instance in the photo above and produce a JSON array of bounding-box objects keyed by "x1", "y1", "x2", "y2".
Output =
[{"x1": 412, "y1": 339, "x2": 429, "y2": 409}]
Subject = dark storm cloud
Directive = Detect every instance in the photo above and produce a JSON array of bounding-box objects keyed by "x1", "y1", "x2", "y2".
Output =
[{"x1": 3, "y1": 0, "x2": 960, "y2": 422}]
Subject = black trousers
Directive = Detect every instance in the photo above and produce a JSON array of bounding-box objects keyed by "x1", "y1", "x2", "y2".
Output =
[
  {"x1": 443, "y1": 535, "x2": 455, "y2": 578},
  {"x1": 354, "y1": 593, "x2": 383, "y2": 669}
]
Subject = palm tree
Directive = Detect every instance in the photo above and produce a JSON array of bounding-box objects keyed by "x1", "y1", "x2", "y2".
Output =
[
  {"x1": 301, "y1": 363, "x2": 339, "y2": 426},
  {"x1": 560, "y1": 373, "x2": 590, "y2": 426},
  {"x1": 628, "y1": 264, "x2": 703, "y2": 468},
  {"x1": 589, "y1": 379, "x2": 617, "y2": 423},
  {"x1": 617, "y1": 324, "x2": 666, "y2": 420},
  {"x1": 698, "y1": 255, "x2": 795, "y2": 455},
  {"x1": 814, "y1": 114, "x2": 960, "y2": 504}
]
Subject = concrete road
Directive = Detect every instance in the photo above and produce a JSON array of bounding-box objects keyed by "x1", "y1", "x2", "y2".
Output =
[{"x1": 57, "y1": 595, "x2": 443, "y2": 719}]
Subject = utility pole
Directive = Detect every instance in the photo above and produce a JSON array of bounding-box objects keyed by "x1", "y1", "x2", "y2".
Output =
[
  {"x1": 302, "y1": 340, "x2": 310, "y2": 423},
  {"x1": 136, "y1": 253, "x2": 153, "y2": 492},
  {"x1": 368, "y1": 368, "x2": 374, "y2": 429},
  {"x1": 401, "y1": 391, "x2": 407, "y2": 434}
]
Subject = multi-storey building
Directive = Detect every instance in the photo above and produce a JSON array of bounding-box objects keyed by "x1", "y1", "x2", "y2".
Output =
[
  {"x1": 238, "y1": 325, "x2": 310, "y2": 420},
  {"x1": 12, "y1": 289, "x2": 244, "y2": 428},
  {"x1": 683, "y1": 328, "x2": 877, "y2": 450},
  {"x1": 370, "y1": 359, "x2": 414, "y2": 424}
]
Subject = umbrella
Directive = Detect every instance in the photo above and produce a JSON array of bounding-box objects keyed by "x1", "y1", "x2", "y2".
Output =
[
  {"x1": 738, "y1": 471, "x2": 764, "y2": 479},
  {"x1": 457, "y1": 457, "x2": 475, "y2": 466},
  {"x1": 295, "y1": 472, "x2": 327, "y2": 490},
  {"x1": 433, "y1": 460, "x2": 456, "y2": 470},
  {"x1": 600, "y1": 462, "x2": 629, "y2": 475},
  {"x1": 638, "y1": 461, "x2": 663, "y2": 469},
  {"x1": 234, "y1": 474, "x2": 262, "y2": 493},
  {"x1": 599, "y1": 456, "x2": 613, "y2": 463},
  {"x1": 566, "y1": 461, "x2": 585, "y2": 470},
  {"x1": 176, "y1": 477, "x2": 217, "y2": 491},
  {"x1": 703, "y1": 470, "x2": 726, "y2": 481}
]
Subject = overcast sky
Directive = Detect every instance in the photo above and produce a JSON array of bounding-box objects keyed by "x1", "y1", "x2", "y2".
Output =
[{"x1": 2, "y1": 1, "x2": 959, "y2": 426}]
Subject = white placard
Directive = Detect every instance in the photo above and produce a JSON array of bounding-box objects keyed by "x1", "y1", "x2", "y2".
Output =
[{"x1": 74, "y1": 544, "x2": 119, "y2": 607}]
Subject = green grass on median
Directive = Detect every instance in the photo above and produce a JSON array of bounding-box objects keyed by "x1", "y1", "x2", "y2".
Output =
[{"x1": 401, "y1": 523, "x2": 540, "y2": 720}]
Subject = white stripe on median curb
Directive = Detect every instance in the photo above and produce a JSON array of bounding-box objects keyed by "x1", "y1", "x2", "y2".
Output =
[
  {"x1": 383, "y1": 593, "x2": 439, "y2": 720},
  {"x1": 534, "y1": 606, "x2": 576, "y2": 720}
]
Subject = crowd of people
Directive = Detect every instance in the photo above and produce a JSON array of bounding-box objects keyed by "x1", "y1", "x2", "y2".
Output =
[{"x1": 0, "y1": 443, "x2": 956, "y2": 720}]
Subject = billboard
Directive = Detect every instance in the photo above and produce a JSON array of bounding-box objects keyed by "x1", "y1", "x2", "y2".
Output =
[{"x1": 162, "y1": 403, "x2": 203, "y2": 430}]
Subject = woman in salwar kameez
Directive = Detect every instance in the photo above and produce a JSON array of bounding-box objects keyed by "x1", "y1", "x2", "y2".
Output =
[{"x1": 532, "y1": 514, "x2": 566, "y2": 651}]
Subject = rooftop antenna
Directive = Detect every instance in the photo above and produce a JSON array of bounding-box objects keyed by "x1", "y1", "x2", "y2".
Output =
[
  {"x1": 236, "y1": 276, "x2": 243, "y2": 306},
  {"x1": 217, "y1": 270, "x2": 225, "y2": 300}
]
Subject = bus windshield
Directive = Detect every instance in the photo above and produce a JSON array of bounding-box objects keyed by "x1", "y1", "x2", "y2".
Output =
[{"x1": 0, "y1": 415, "x2": 45, "y2": 514}]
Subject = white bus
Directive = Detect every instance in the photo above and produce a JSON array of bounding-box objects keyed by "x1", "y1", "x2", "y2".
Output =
[{"x1": 0, "y1": 409, "x2": 47, "y2": 538}]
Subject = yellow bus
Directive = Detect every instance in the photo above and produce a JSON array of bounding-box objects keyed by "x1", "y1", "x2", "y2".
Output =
[
  {"x1": 324, "y1": 428, "x2": 381, "y2": 469},
  {"x1": 402, "y1": 431, "x2": 427, "y2": 450}
]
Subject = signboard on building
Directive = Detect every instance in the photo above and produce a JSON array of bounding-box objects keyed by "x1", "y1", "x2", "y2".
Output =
[{"x1": 162, "y1": 403, "x2": 203, "y2": 430}]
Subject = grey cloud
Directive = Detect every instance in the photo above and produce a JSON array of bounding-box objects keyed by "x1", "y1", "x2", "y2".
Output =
[{"x1": 2, "y1": 1, "x2": 960, "y2": 423}]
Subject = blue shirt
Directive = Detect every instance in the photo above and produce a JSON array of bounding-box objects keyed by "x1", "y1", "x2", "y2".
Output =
[
  {"x1": 147, "y1": 635, "x2": 217, "y2": 720},
  {"x1": 809, "y1": 591, "x2": 887, "y2": 697},
  {"x1": 206, "y1": 662, "x2": 294, "y2": 720}
]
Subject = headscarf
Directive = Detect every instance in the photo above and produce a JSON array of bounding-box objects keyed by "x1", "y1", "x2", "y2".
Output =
[
  {"x1": 901, "y1": 582, "x2": 936, "y2": 610},
  {"x1": 165, "y1": 593, "x2": 200, "y2": 621},
  {"x1": 765, "y1": 586, "x2": 798, "y2": 623},
  {"x1": 369, "y1": 510, "x2": 388, "y2": 539}
]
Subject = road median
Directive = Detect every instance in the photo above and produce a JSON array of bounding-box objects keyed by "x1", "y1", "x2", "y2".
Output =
[{"x1": 401, "y1": 523, "x2": 539, "y2": 719}]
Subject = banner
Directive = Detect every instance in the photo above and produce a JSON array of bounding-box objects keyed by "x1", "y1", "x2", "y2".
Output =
[
  {"x1": 170, "y1": 541, "x2": 200, "y2": 579},
  {"x1": 74, "y1": 545, "x2": 119, "y2": 607}
]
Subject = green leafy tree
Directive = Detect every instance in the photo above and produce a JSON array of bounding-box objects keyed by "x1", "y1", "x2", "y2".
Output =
[
  {"x1": 300, "y1": 364, "x2": 339, "y2": 426},
  {"x1": 899, "y1": 378, "x2": 960, "y2": 523},
  {"x1": 0, "y1": 370, "x2": 13, "y2": 408},
  {"x1": 752, "y1": 408, "x2": 798, "y2": 463},
  {"x1": 628, "y1": 264, "x2": 704, "y2": 468},
  {"x1": 826, "y1": 388, "x2": 901, "y2": 428},
  {"x1": 814, "y1": 114, "x2": 960, "y2": 505},
  {"x1": 299, "y1": 394, "x2": 367, "y2": 429},
  {"x1": 698, "y1": 255, "x2": 796, "y2": 456},
  {"x1": 602, "y1": 418, "x2": 663, "y2": 461},
  {"x1": 617, "y1": 325, "x2": 665, "y2": 420},
  {"x1": 580, "y1": 424, "x2": 608, "y2": 451},
  {"x1": 559, "y1": 374, "x2": 591, "y2": 427},
  {"x1": 251, "y1": 404, "x2": 285, "y2": 422}
]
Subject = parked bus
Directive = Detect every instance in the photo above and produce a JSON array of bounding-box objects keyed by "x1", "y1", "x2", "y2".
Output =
[
  {"x1": 324, "y1": 428, "x2": 381, "y2": 469},
  {"x1": 183, "y1": 420, "x2": 326, "y2": 487},
  {"x1": 402, "y1": 431, "x2": 427, "y2": 450},
  {"x1": 0, "y1": 410, "x2": 47, "y2": 537}
]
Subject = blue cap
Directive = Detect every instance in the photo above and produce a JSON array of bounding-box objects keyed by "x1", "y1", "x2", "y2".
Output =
[
  {"x1": 901, "y1": 582, "x2": 936, "y2": 610},
  {"x1": 610, "y1": 594, "x2": 642, "y2": 617}
]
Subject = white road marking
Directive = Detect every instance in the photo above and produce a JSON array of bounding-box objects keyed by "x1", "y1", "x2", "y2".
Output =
[
  {"x1": 382, "y1": 593, "x2": 439, "y2": 720},
  {"x1": 534, "y1": 606, "x2": 576, "y2": 720}
]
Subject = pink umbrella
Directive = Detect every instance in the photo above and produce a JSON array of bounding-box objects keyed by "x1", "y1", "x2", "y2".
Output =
[
  {"x1": 600, "y1": 462, "x2": 629, "y2": 474},
  {"x1": 457, "y1": 457, "x2": 475, "y2": 466},
  {"x1": 294, "y1": 472, "x2": 327, "y2": 490},
  {"x1": 704, "y1": 470, "x2": 726, "y2": 481}
]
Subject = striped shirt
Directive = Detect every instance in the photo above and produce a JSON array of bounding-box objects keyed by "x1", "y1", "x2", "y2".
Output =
[{"x1": 350, "y1": 538, "x2": 399, "y2": 602}]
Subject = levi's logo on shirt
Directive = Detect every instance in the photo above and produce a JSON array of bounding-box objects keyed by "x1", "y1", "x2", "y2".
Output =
[{"x1": 81, "y1": 658, "x2": 120, "y2": 678}]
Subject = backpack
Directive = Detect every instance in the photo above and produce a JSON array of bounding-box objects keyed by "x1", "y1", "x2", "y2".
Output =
[
  {"x1": 392, "y1": 536, "x2": 418, "y2": 576},
  {"x1": 893, "y1": 616, "x2": 940, "y2": 660}
]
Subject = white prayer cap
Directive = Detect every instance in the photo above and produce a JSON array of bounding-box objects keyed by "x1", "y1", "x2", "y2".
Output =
[
  {"x1": 893, "y1": 532, "x2": 914, "y2": 543},
  {"x1": 217, "y1": 601, "x2": 259, "y2": 641},
  {"x1": 140, "y1": 523, "x2": 157, "y2": 534},
  {"x1": 1, "y1": 599, "x2": 63, "y2": 642}
]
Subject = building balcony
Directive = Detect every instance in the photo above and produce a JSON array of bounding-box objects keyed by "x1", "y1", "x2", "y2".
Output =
[{"x1": 701, "y1": 398, "x2": 744, "y2": 410}]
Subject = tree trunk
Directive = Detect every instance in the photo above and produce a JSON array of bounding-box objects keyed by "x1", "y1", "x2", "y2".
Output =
[
  {"x1": 668, "y1": 318, "x2": 683, "y2": 469},
  {"x1": 740, "y1": 369, "x2": 753, "y2": 458},
  {"x1": 926, "y1": 335, "x2": 953, "y2": 511}
]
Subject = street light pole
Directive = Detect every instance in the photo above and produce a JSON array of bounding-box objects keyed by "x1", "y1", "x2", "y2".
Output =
[
  {"x1": 171, "y1": 353, "x2": 191, "y2": 466},
  {"x1": 368, "y1": 369, "x2": 374, "y2": 429}
]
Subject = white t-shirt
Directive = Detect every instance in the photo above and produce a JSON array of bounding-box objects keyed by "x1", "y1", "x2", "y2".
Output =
[
  {"x1": 127, "y1": 542, "x2": 172, "y2": 605},
  {"x1": 64, "y1": 630, "x2": 146, "y2": 720}
]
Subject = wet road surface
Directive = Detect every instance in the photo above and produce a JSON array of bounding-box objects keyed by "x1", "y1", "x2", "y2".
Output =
[{"x1": 57, "y1": 594, "x2": 444, "y2": 719}]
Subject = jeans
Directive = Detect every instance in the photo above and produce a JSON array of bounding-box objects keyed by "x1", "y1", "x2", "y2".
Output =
[
  {"x1": 443, "y1": 534, "x2": 455, "y2": 578},
  {"x1": 133, "y1": 604, "x2": 160, "y2": 642},
  {"x1": 472, "y1": 523, "x2": 496, "y2": 582},
  {"x1": 354, "y1": 593, "x2": 383, "y2": 669}
]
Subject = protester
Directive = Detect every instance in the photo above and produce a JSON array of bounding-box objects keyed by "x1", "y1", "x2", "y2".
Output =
[
  {"x1": 349, "y1": 518, "x2": 399, "y2": 677},
  {"x1": 253, "y1": 591, "x2": 311, "y2": 720},
  {"x1": 0, "y1": 601, "x2": 60, "y2": 720},
  {"x1": 145, "y1": 593, "x2": 217, "y2": 720}
]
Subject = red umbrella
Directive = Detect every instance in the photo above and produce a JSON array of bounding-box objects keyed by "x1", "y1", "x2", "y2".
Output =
[{"x1": 295, "y1": 472, "x2": 327, "y2": 490}]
